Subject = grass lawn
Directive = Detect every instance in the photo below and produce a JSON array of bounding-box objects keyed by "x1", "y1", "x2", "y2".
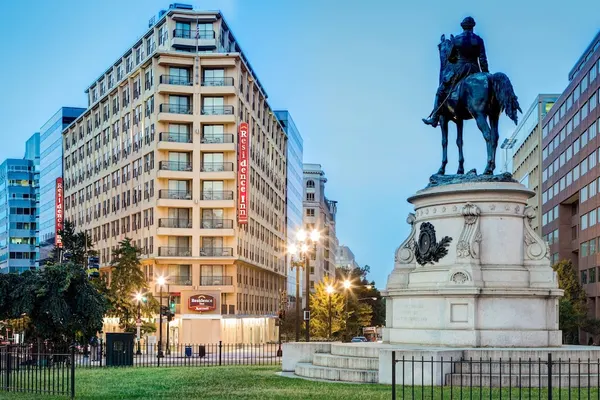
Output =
[{"x1": 2, "y1": 366, "x2": 391, "y2": 399}]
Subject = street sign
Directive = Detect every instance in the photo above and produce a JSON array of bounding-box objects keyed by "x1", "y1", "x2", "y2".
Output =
[{"x1": 303, "y1": 311, "x2": 310, "y2": 321}]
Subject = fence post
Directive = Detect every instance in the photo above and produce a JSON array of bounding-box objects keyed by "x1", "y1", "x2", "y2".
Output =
[
  {"x1": 71, "y1": 346, "x2": 76, "y2": 399},
  {"x1": 392, "y1": 351, "x2": 396, "y2": 400},
  {"x1": 99, "y1": 339, "x2": 103, "y2": 368},
  {"x1": 4, "y1": 348, "x2": 11, "y2": 392},
  {"x1": 219, "y1": 341, "x2": 222, "y2": 366},
  {"x1": 547, "y1": 353, "x2": 552, "y2": 400}
]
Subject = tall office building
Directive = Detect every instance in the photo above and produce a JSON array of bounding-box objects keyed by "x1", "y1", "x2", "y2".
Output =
[
  {"x1": 39, "y1": 107, "x2": 85, "y2": 263},
  {"x1": 335, "y1": 245, "x2": 359, "y2": 270},
  {"x1": 540, "y1": 30, "x2": 600, "y2": 343},
  {"x1": 62, "y1": 5, "x2": 287, "y2": 344},
  {"x1": 303, "y1": 163, "x2": 337, "y2": 296},
  {"x1": 506, "y1": 94, "x2": 559, "y2": 233},
  {"x1": 0, "y1": 133, "x2": 40, "y2": 273},
  {"x1": 274, "y1": 110, "x2": 304, "y2": 307}
]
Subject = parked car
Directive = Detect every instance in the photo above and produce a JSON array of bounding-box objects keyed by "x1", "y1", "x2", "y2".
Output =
[{"x1": 350, "y1": 336, "x2": 368, "y2": 343}]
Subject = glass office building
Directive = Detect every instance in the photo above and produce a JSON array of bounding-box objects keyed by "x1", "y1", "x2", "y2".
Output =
[
  {"x1": 38, "y1": 107, "x2": 85, "y2": 263},
  {"x1": 274, "y1": 110, "x2": 304, "y2": 306},
  {"x1": 0, "y1": 133, "x2": 40, "y2": 273}
]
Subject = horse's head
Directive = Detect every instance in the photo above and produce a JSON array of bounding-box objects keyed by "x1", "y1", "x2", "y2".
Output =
[{"x1": 438, "y1": 34, "x2": 453, "y2": 68}]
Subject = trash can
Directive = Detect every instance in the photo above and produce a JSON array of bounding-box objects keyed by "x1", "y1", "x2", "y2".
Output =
[
  {"x1": 198, "y1": 345, "x2": 206, "y2": 358},
  {"x1": 185, "y1": 346, "x2": 192, "y2": 357}
]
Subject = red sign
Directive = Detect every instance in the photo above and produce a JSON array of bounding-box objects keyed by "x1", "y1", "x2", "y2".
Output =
[
  {"x1": 55, "y1": 178, "x2": 64, "y2": 248},
  {"x1": 188, "y1": 294, "x2": 216, "y2": 312},
  {"x1": 237, "y1": 122, "x2": 249, "y2": 224}
]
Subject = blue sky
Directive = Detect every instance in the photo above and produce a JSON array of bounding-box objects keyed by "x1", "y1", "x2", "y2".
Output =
[{"x1": 0, "y1": 0, "x2": 598, "y2": 287}]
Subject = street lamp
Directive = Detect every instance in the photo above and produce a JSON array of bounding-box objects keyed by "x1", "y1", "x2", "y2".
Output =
[
  {"x1": 326, "y1": 285, "x2": 334, "y2": 339},
  {"x1": 134, "y1": 292, "x2": 145, "y2": 355},
  {"x1": 343, "y1": 279, "x2": 352, "y2": 342},
  {"x1": 156, "y1": 276, "x2": 166, "y2": 358},
  {"x1": 289, "y1": 228, "x2": 320, "y2": 342}
]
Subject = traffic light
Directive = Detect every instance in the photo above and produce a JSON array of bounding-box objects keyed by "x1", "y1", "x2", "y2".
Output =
[
  {"x1": 87, "y1": 256, "x2": 100, "y2": 278},
  {"x1": 278, "y1": 310, "x2": 285, "y2": 320},
  {"x1": 63, "y1": 251, "x2": 73, "y2": 262},
  {"x1": 160, "y1": 305, "x2": 169, "y2": 317}
]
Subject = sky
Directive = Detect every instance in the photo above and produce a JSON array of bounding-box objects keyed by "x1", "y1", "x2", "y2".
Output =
[{"x1": 0, "y1": 0, "x2": 598, "y2": 288}]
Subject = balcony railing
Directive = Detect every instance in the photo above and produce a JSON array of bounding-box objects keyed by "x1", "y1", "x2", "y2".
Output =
[
  {"x1": 200, "y1": 276, "x2": 233, "y2": 286},
  {"x1": 159, "y1": 132, "x2": 192, "y2": 143},
  {"x1": 158, "y1": 190, "x2": 192, "y2": 200},
  {"x1": 159, "y1": 75, "x2": 192, "y2": 86},
  {"x1": 158, "y1": 218, "x2": 192, "y2": 228},
  {"x1": 173, "y1": 29, "x2": 215, "y2": 39},
  {"x1": 159, "y1": 104, "x2": 192, "y2": 114},
  {"x1": 199, "y1": 247, "x2": 233, "y2": 257},
  {"x1": 169, "y1": 275, "x2": 193, "y2": 286},
  {"x1": 159, "y1": 161, "x2": 192, "y2": 171},
  {"x1": 201, "y1": 105, "x2": 234, "y2": 115},
  {"x1": 201, "y1": 219, "x2": 233, "y2": 229},
  {"x1": 201, "y1": 190, "x2": 234, "y2": 200},
  {"x1": 201, "y1": 77, "x2": 234, "y2": 87},
  {"x1": 201, "y1": 162, "x2": 234, "y2": 172},
  {"x1": 201, "y1": 134, "x2": 234, "y2": 144},
  {"x1": 158, "y1": 247, "x2": 192, "y2": 257}
]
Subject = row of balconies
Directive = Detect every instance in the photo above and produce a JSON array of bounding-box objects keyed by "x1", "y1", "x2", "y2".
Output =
[
  {"x1": 158, "y1": 104, "x2": 234, "y2": 115},
  {"x1": 158, "y1": 74, "x2": 234, "y2": 87},
  {"x1": 157, "y1": 218, "x2": 234, "y2": 229},
  {"x1": 158, "y1": 190, "x2": 233, "y2": 201},
  {"x1": 165, "y1": 275, "x2": 234, "y2": 286},
  {"x1": 157, "y1": 247, "x2": 234, "y2": 257}
]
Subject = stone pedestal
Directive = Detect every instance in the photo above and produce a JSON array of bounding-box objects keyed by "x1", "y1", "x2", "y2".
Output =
[{"x1": 383, "y1": 181, "x2": 563, "y2": 348}]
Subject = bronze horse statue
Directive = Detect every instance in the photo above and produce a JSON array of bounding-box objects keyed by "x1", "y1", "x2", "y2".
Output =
[{"x1": 436, "y1": 34, "x2": 522, "y2": 175}]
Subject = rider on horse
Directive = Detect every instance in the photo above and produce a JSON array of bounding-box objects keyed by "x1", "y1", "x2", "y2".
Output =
[{"x1": 423, "y1": 16, "x2": 489, "y2": 128}]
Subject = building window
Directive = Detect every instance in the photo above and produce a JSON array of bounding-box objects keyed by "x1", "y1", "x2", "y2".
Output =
[
  {"x1": 306, "y1": 208, "x2": 315, "y2": 217},
  {"x1": 306, "y1": 180, "x2": 315, "y2": 188},
  {"x1": 582, "y1": 214, "x2": 588, "y2": 230},
  {"x1": 581, "y1": 269, "x2": 588, "y2": 284},
  {"x1": 306, "y1": 193, "x2": 315, "y2": 201},
  {"x1": 590, "y1": 267, "x2": 597, "y2": 283}
]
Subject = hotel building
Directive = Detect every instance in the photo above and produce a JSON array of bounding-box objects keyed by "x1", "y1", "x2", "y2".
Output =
[
  {"x1": 62, "y1": 4, "x2": 287, "y2": 344},
  {"x1": 541, "y1": 30, "x2": 600, "y2": 342}
]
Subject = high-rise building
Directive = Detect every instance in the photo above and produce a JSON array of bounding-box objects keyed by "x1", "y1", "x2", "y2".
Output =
[
  {"x1": 39, "y1": 107, "x2": 85, "y2": 264},
  {"x1": 274, "y1": 110, "x2": 304, "y2": 307},
  {"x1": 0, "y1": 133, "x2": 40, "y2": 273},
  {"x1": 540, "y1": 30, "x2": 600, "y2": 343},
  {"x1": 335, "y1": 245, "x2": 359, "y2": 270},
  {"x1": 303, "y1": 163, "x2": 337, "y2": 296},
  {"x1": 62, "y1": 5, "x2": 287, "y2": 344},
  {"x1": 506, "y1": 94, "x2": 559, "y2": 233}
]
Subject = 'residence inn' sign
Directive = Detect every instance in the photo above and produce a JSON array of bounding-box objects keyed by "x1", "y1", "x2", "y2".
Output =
[
  {"x1": 188, "y1": 294, "x2": 216, "y2": 312},
  {"x1": 238, "y1": 122, "x2": 249, "y2": 224},
  {"x1": 55, "y1": 177, "x2": 64, "y2": 248}
]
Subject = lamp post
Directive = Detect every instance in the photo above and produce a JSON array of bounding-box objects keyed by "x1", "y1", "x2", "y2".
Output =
[
  {"x1": 343, "y1": 279, "x2": 352, "y2": 342},
  {"x1": 326, "y1": 285, "x2": 334, "y2": 339},
  {"x1": 156, "y1": 276, "x2": 166, "y2": 358},
  {"x1": 289, "y1": 247, "x2": 303, "y2": 342},
  {"x1": 134, "y1": 292, "x2": 144, "y2": 355}
]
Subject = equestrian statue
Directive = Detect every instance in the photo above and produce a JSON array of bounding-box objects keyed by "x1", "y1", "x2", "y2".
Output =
[{"x1": 422, "y1": 16, "x2": 522, "y2": 176}]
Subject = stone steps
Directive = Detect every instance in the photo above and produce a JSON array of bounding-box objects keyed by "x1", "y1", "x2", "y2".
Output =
[
  {"x1": 313, "y1": 353, "x2": 379, "y2": 371},
  {"x1": 295, "y1": 362, "x2": 379, "y2": 383},
  {"x1": 330, "y1": 343, "x2": 384, "y2": 358}
]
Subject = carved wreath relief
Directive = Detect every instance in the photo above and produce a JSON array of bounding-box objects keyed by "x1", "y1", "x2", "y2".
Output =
[{"x1": 414, "y1": 222, "x2": 453, "y2": 266}]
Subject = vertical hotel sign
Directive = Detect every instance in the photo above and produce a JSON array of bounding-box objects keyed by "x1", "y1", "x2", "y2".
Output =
[
  {"x1": 55, "y1": 178, "x2": 64, "y2": 247},
  {"x1": 238, "y1": 122, "x2": 249, "y2": 224}
]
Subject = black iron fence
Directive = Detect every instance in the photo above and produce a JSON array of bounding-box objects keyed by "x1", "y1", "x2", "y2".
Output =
[
  {"x1": 391, "y1": 352, "x2": 600, "y2": 399},
  {"x1": 1, "y1": 345, "x2": 75, "y2": 398}
]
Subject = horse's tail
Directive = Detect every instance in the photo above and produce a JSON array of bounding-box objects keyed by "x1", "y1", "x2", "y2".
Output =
[{"x1": 491, "y1": 72, "x2": 522, "y2": 125}]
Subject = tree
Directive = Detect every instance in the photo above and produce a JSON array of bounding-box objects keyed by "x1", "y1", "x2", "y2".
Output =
[
  {"x1": 553, "y1": 259, "x2": 589, "y2": 344},
  {"x1": 49, "y1": 220, "x2": 94, "y2": 266},
  {"x1": 109, "y1": 238, "x2": 148, "y2": 331},
  {"x1": 309, "y1": 276, "x2": 345, "y2": 339}
]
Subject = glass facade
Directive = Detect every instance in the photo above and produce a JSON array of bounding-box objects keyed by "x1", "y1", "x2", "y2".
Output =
[
  {"x1": 274, "y1": 110, "x2": 304, "y2": 306},
  {"x1": 0, "y1": 133, "x2": 40, "y2": 273},
  {"x1": 38, "y1": 107, "x2": 85, "y2": 264}
]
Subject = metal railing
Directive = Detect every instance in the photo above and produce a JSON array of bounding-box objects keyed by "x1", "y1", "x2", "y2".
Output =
[
  {"x1": 200, "y1": 276, "x2": 233, "y2": 286},
  {"x1": 158, "y1": 218, "x2": 192, "y2": 228},
  {"x1": 159, "y1": 75, "x2": 192, "y2": 86},
  {"x1": 168, "y1": 275, "x2": 193, "y2": 285},
  {"x1": 159, "y1": 104, "x2": 192, "y2": 114},
  {"x1": 159, "y1": 161, "x2": 192, "y2": 171},
  {"x1": 199, "y1": 247, "x2": 233, "y2": 257},
  {"x1": 201, "y1": 77, "x2": 234, "y2": 86},
  {"x1": 201, "y1": 219, "x2": 233, "y2": 229},
  {"x1": 173, "y1": 29, "x2": 215, "y2": 39},
  {"x1": 0, "y1": 345, "x2": 75, "y2": 398},
  {"x1": 200, "y1": 190, "x2": 234, "y2": 200},
  {"x1": 158, "y1": 190, "x2": 192, "y2": 200},
  {"x1": 391, "y1": 352, "x2": 600, "y2": 400},
  {"x1": 158, "y1": 247, "x2": 192, "y2": 257},
  {"x1": 159, "y1": 132, "x2": 192, "y2": 143},
  {"x1": 201, "y1": 162, "x2": 234, "y2": 172},
  {"x1": 201, "y1": 134, "x2": 234, "y2": 144},
  {"x1": 201, "y1": 105, "x2": 234, "y2": 115}
]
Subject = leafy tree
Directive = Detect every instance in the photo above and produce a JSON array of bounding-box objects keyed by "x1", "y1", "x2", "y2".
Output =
[
  {"x1": 553, "y1": 259, "x2": 590, "y2": 344},
  {"x1": 309, "y1": 276, "x2": 345, "y2": 339},
  {"x1": 109, "y1": 238, "x2": 148, "y2": 331},
  {"x1": 49, "y1": 220, "x2": 95, "y2": 266}
]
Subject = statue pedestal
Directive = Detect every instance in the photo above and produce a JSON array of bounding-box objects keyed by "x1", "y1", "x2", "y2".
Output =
[{"x1": 383, "y1": 180, "x2": 563, "y2": 347}]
